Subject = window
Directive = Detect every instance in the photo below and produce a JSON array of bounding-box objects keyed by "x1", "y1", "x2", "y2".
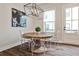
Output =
[
  {"x1": 65, "y1": 7, "x2": 78, "y2": 33},
  {"x1": 43, "y1": 10, "x2": 55, "y2": 32}
]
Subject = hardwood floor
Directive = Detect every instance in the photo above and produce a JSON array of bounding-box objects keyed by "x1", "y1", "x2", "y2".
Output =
[{"x1": 0, "y1": 43, "x2": 79, "y2": 56}]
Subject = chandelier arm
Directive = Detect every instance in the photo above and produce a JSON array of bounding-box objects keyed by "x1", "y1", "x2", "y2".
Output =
[{"x1": 24, "y1": 3, "x2": 44, "y2": 17}]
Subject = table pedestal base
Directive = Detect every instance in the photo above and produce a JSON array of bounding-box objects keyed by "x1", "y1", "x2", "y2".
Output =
[{"x1": 32, "y1": 47, "x2": 48, "y2": 54}]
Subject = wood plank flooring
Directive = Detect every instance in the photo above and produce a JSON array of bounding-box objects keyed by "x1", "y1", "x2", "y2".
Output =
[{"x1": 0, "y1": 43, "x2": 79, "y2": 56}]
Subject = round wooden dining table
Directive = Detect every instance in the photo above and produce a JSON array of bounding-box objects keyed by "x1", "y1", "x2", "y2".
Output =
[{"x1": 22, "y1": 32, "x2": 53, "y2": 55}]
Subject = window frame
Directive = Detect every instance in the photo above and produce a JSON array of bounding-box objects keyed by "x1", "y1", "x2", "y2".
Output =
[
  {"x1": 65, "y1": 6, "x2": 79, "y2": 33},
  {"x1": 43, "y1": 10, "x2": 55, "y2": 32}
]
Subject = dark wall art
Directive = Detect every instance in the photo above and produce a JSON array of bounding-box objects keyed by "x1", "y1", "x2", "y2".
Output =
[{"x1": 12, "y1": 8, "x2": 27, "y2": 27}]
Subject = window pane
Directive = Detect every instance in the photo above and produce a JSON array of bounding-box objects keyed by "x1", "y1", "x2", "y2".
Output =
[
  {"x1": 72, "y1": 7, "x2": 78, "y2": 20},
  {"x1": 45, "y1": 22, "x2": 55, "y2": 32},
  {"x1": 66, "y1": 21, "x2": 71, "y2": 30},
  {"x1": 52, "y1": 11, "x2": 55, "y2": 21},
  {"x1": 44, "y1": 10, "x2": 55, "y2": 21},
  {"x1": 72, "y1": 20, "x2": 78, "y2": 30},
  {"x1": 66, "y1": 8, "x2": 71, "y2": 20}
]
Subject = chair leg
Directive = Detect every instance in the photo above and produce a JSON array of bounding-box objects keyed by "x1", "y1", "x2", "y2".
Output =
[
  {"x1": 20, "y1": 40, "x2": 23, "y2": 49},
  {"x1": 20, "y1": 39, "x2": 25, "y2": 49},
  {"x1": 30, "y1": 39, "x2": 35, "y2": 56}
]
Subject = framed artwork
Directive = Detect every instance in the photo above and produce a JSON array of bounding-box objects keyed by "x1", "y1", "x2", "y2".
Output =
[{"x1": 12, "y1": 8, "x2": 27, "y2": 27}]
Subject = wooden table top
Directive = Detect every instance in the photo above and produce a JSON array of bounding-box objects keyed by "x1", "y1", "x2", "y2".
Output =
[{"x1": 22, "y1": 32, "x2": 53, "y2": 39}]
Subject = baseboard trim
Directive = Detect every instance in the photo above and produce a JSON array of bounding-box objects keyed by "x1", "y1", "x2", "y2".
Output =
[
  {"x1": 0, "y1": 40, "x2": 79, "y2": 52},
  {"x1": 48, "y1": 41, "x2": 79, "y2": 47}
]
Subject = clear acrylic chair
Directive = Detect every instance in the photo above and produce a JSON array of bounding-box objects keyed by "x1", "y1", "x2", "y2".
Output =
[{"x1": 19, "y1": 30, "x2": 31, "y2": 50}]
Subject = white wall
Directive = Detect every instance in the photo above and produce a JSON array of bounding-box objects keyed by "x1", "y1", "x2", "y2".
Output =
[
  {"x1": 0, "y1": 3, "x2": 35, "y2": 51},
  {"x1": 34, "y1": 3, "x2": 79, "y2": 45}
]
